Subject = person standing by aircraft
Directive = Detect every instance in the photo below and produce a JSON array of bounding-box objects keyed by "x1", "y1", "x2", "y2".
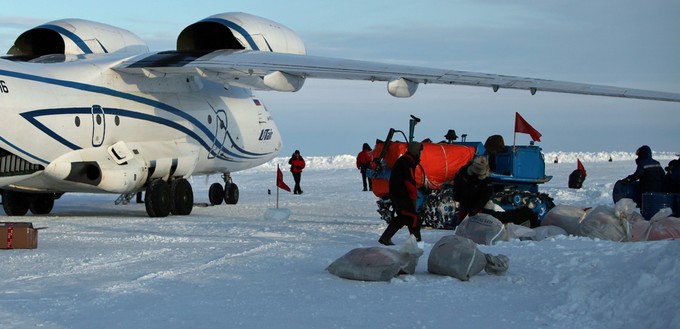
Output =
[
  {"x1": 621, "y1": 145, "x2": 665, "y2": 205},
  {"x1": 356, "y1": 143, "x2": 374, "y2": 191},
  {"x1": 378, "y1": 142, "x2": 423, "y2": 245},
  {"x1": 289, "y1": 150, "x2": 306, "y2": 194},
  {"x1": 453, "y1": 156, "x2": 493, "y2": 224}
]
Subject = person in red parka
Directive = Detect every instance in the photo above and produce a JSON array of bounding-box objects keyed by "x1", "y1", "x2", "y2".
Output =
[
  {"x1": 288, "y1": 150, "x2": 306, "y2": 194},
  {"x1": 356, "y1": 143, "x2": 373, "y2": 191},
  {"x1": 378, "y1": 142, "x2": 423, "y2": 245}
]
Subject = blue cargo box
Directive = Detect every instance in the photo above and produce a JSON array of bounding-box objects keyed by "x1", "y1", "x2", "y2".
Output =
[
  {"x1": 641, "y1": 192, "x2": 680, "y2": 220},
  {"x1": 494, "y1": 146, "x2": 546, "y2": 179}
]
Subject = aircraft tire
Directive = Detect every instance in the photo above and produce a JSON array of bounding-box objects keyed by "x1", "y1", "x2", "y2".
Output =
[
  {"x1": 209, "y1": 183, "x2": 224, "y2": 205},
  {"x1": 170, "y1": 179, "x2": 193, "y2": 216},
  {"x1": 2, "y1": 190, "x2": 30, "y2": 216},
  {"x1": 145, "y1": 180, "x2": 171, "y2": 217},
  {"x1": 224, "y1": 183, "x2": 239, "y2": 205},
  {"x1": 29, "y1": 193, "x2": 55, "y2": 215}
]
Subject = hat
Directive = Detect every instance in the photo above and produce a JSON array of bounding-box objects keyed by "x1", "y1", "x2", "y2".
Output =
[
  {"x1": 294, "y1": 150, "x2": 300, "y2": 155},
  {"x1": 635, "y1": 145, "x2": 651, "y2": 160},
  {"x1": 467, "y1": 156, "x2": 490, "y2": 179},
  {"x1": 362, "y1": 143, "x2": 372, "y2": 151},
  {"x1": 407, "y1": 142, "x2": 423, "y2": 157}
]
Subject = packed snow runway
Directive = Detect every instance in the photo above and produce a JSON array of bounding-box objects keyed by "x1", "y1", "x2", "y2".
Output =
[{"x1": 1, "y1": 153, "x2": 678, "y2": 329}]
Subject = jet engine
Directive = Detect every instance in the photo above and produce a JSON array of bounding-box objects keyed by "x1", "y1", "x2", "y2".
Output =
[
  {"x1": 177, "y1": 12, "x2": 308, "y2": 92},
  {"x1": 7, "y1": 19, "x2": 148, "y2": 57},
  {"x1": 177, "y1": 12, "x2": 306, "y2": 55}
]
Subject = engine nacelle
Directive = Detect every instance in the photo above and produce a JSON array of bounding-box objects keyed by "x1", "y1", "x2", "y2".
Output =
[
  {"x1": 177, "y1": 12, "x2": 306, "y2": 55},
  {"x1": 388, "y1": 78, "x2": 419, "y2": 98},
  {"x1": 7, "y1": 19, "x2": 148, "y2": 57}
]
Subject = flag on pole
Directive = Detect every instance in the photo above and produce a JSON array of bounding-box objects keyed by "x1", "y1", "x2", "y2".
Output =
[
  {"x1": 276, "y1": 164, "x2": 291, "y2": 192},
  {"x1": 577, "y1": 159, "x2": 587, "y2": 177},
  {"x1": 514, "y1": 112, "x2": 542, "y2": 142}
]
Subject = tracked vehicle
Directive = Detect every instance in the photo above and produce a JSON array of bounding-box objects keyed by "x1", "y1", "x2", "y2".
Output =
[{"x1": 369, "y1": 116, "x2": 554, "y2": 229}]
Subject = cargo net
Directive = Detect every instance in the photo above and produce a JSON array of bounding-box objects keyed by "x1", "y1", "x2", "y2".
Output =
[
  {"x1": 376, "y1": 188, "x2": 457, "y2": 230},
  {"x1": 377, "y1": 188, "x2": 554, "y2": 230}
]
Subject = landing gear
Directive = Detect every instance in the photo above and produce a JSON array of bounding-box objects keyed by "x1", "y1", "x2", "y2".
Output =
[
  {"x1": 208, "y1": 183, "x2": 224, "y2": 205},
  {"x1": 207, "y1": 172, "x2": 239, "y2": 206},
  {"x1": 145, "y1": 179, "x2": 171, "y2": 217},
  {"x1": 225, "y1": 183, "x2": 239, "y2": 205},
  {"x1": 29, "y1": 193, "x2": 55, "y2": 215},
  {"x1": 143, "y1": 178, "x2": 197, "y2": 217},
  {"x1": 170, "y1": 178, "x2": 193, "y2": 215},
  {"x1": 1, "y1": 190, "x2": 56, "y2": 216},
  {"x1": 2, "y1": 190, "x2": 29, "y2": 216}
]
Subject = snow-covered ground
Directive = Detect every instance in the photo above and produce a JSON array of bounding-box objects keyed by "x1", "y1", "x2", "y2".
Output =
[{"x1": 1, "y1": 152, "x2": 678, "y2": 329}]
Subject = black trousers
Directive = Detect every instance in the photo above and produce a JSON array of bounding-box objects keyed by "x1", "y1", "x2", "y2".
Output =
[
  {"x1": 380, "y1": 204, "x2": 421, "y2": 242},
  {"x1": 292, "y1": 172, "x2": 302, "y2": 194}
]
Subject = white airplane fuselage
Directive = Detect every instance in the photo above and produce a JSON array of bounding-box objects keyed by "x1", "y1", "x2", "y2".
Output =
[{"x1": 0, "y1": 54, "x2": 282, "y2": 194}]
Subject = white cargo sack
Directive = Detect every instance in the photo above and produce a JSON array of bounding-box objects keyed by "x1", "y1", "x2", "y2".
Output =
[
  {"x1": 577, "y1": 199, "x2": 635, "y2": 242},
  {"x1": 326, "y1": 236, "x2": 423, "y2": 281},
  {"x1": 455, "y1": 213, "x2": 508, "y2": 245},
  {"x1": 541, "y1": 205, "x2": 586, "y2": 235},
  {"x1": 505, "y1": 223, "x2": 536, "y2": 240},
  {"x1": 531, "y1": 225, "x2": 567, "y2": 241},
  {"x1": 427, "y1": 235, "x2": 509, "y2": 281}
]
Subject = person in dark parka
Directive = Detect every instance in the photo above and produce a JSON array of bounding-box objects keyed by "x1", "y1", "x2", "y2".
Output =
[
  {"x1": 378, "y1": 142, "x2": 423, "y2": 245},
  {"x1": 622, "y1": 145, "x2": 665, "y2": 204},
  {"x1": 453, "y1": 156, "x2": 493, "y2": 224},
  {"x1": 664, "y1": 158, "x2": 680, "y2": 193}
]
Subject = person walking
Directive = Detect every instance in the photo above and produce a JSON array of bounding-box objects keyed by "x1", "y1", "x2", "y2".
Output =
[
  {"x1": 453, "y1": 156, "x2": 493, "y2": 224},
  {"x1": 288, "y1": 150, "x2": 306, "y2": 194},
  {"x1": 378, "y1": 142, "x2": 423, "y2": 245},
  {"x1": 356, "y1": 143, "x2": 374, "y2": 191}
]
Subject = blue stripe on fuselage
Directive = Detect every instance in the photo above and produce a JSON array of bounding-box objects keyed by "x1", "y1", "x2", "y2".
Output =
[{"x1": 0, "y1": 68, "x2": 270, "y2": 160}]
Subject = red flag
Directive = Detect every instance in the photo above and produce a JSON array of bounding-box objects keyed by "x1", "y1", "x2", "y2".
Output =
[
  {"x1": 276, "y1": 165, "x2": 291, "y2": 192},
  {"x1": 577, "y1": 159, "x2": 587, "y2": 177},
  {"x1": 514, "y1": 112, "x2": 542, "y2": 142}
]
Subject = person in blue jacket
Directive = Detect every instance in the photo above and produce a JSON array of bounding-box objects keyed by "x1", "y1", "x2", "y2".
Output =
[{"x1": 622, "y1": 145, "x2": 665, "y2": 204}]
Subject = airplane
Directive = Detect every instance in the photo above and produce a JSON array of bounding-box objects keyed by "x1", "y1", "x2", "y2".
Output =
[{"x1": 1, "y1": 12, "x2": 679, "y2": 217}]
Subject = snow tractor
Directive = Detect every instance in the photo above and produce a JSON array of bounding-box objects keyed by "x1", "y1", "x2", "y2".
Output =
[{"x1": 369, "y1": 115, "x2": 554, "y2": 229}]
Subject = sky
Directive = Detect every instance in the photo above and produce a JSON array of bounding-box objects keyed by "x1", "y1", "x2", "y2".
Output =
[{"x1": 1, "y1": 0, "x2": 678, "y2": 156}]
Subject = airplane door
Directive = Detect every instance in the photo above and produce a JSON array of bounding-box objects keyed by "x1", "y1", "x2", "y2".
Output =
[
  {"x1": 208, "y1": 109, "x2": 228, "y2": 159},
  {"x1": 91, "y1": 105, "x2": 106, "y2": 147}
]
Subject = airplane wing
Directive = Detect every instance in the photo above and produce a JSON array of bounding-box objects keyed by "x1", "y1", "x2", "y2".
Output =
[{"x1": 114, "y1": 49, "x2": 680, "y2": 102}]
